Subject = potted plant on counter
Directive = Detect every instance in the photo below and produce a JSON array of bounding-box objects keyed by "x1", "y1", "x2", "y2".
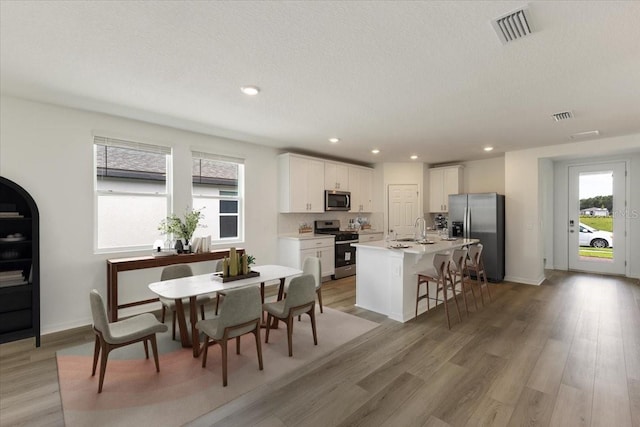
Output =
[{"x1": 158, "y1": 207, "x2": 205, "y2": 253}]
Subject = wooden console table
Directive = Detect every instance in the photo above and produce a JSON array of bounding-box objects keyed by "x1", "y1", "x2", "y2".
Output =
[{"x1": 106, "y1": 249, "x2": 243, "y2": 321}]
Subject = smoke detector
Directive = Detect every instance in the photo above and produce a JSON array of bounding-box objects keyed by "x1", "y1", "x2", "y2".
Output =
[
  {"x1": 552, "y1": 111, "x2": 573, "y2": 122},
  {"x1": 492, "y1": 6, "x2": 533, "y2": 44}
]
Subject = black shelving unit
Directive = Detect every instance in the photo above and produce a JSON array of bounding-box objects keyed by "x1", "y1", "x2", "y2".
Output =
[{"x1": 0, "y1": 176, "x2": 40, "y2": 347}]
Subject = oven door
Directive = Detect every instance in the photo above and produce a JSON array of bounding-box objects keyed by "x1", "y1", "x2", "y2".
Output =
[{"x1": 335, "y1": 240, "x2": 356, "y2": 267}]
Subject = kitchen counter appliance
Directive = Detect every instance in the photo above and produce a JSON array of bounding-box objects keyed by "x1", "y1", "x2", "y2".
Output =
[{"x1": 314, "y1": 220, "x2": 358, "y2": 279}]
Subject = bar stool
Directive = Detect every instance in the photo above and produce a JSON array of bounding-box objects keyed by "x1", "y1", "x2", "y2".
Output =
[
  {"x1": 467, "y1": 243, "x2": 492, "y2": 305},
  {"x1": 416, "y1": 252, "x2": 461, "y2": 329},
  {"x1": 449, "y1": 248, "x2": 478, "y2": 315}
]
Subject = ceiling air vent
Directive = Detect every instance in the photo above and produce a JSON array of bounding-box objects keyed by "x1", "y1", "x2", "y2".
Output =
[
  {"x1": 492, "y1": 7, "x2": 533, "y2": 44},
  {"x1": 552, "y1": 111, "x2": 573, "y2": 122}
]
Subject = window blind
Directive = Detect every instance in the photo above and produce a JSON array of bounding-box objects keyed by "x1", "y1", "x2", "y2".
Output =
[{"x1": 94, "y1": 135, "x2": 171, "y2": 155}]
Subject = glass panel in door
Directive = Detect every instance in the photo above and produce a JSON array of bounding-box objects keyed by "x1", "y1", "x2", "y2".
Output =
[{"x1": 568, "y1": 162, "x2": 626, "y2": 275}]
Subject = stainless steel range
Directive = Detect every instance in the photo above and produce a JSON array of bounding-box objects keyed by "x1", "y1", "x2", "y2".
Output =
[{"x1": 314, "y1": 220, "x2": 358, "y2": 279}]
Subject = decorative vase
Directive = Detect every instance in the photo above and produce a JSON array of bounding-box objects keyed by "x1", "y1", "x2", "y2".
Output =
[
  {"x1": 242, "y1": 254, "x2": 249, "y2": 275},
  {"x1": 174, "y1": 239, "x2": 184, "y2": 253},
  {"x1": 229, "y1": 247, "x2": 238, "y2": 276}
]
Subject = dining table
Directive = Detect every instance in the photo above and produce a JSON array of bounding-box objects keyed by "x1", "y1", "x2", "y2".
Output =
[{"x1": 148, "y1": 264, "x2": 303, "y2": 357}]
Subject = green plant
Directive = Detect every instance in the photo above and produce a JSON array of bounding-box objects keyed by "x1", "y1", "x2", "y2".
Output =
[
  {"x1": 247, "y1": 255, "x2": 256, "y2": 266},
  {"x1": 158, "y1": 207, "x2": 205, "y2": 243}
]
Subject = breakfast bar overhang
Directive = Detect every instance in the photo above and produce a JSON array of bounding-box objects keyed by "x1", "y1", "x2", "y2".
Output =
[{"x1": 353, "y1": 238, "x2": 479, "y2": 322}]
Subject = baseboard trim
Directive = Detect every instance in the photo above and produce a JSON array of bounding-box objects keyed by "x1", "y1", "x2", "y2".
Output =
[{"x1": 504, "y1": 274, "x2": 546, "y2": 286}]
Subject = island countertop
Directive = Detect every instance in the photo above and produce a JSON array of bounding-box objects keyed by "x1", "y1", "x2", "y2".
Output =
[{"x1": 352, "y1": 238, "x2": 478, "y2": 255}]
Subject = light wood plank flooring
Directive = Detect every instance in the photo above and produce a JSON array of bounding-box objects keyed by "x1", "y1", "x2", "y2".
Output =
[{"x1": 1, "y1": 271, "x2": 639, "y2": 426}]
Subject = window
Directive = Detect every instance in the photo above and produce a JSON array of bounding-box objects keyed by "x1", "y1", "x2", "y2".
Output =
[
  {"x1": 94, "y1": 136, "x2": 171, "y2": 251},
  {"x1": 192, "y1": 152, "x2": 244, "y2": 242}
]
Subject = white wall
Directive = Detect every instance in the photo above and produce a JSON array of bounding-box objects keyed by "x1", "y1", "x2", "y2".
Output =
[
  {"x1": 0, "y1": 96, "x2": 281, "y2": 333},
  {"x1": 505, "y1": 134, "x2": 640, "y2": 285}
]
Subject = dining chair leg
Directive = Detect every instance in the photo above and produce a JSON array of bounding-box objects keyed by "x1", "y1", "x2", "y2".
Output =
[
  {"x1": 264, "y1": 314, "x2": 272, "y2": 343},
  {"x1": 449, "y1": 273, "x2": 462, "y2": 323},
  {"x1": 317, "y1": 289, "x2": 323, "y2": 313},
  {"x1": 150, "y1": 335, "x2": 160, "y2": 372},
  {"x1": 161, "y1": 306, "x2": 166, "y2": 323},
  {"x1": 201, "y1": 338, "x2": 209, "y2": 368},
  {"x1": 236, "y1": 336, "x2": 241, "y2": 355},
  {"x1": 91, "y1": 335, "x2": 100, "y2": 376},
  {"x1": 441, "y1": 278, "x2": 452, "y2": 330},
  {"x1": 172, "y1": 310, "x2": 177, "y2": 340},
  {"x1": 286, "y1": 316, "x2": 294, "y2": 357},
  {"x1": 98, "y1": 342, "x2": 110, "y2": 393},
  {"x1": 254, "y1": 326, "x2": 264, "y2": 371},
  {"x1": 457, "y1": 274, "x2": 470, "y2": 316},
  {"x1": 482, "y1": 265, "x2": 492, "y2": 301},
  {"x1": 310, "y1": 307, "x2": 318, "y2": 346},
  {"x1": 201, "y1": 305, "x2": 205, "y2": 320},
  {"x1": 221, "y1": 340, "x2": 228, "y2": 387},
  {"x1": 415, "y1": 280, "x2": 422, "y2": 317},
  {"x1": 143, "y1": 339, "x2": 149, "y2": 359},
  {"x1": 466, "y1": 273, "x2": 479, "y2": 311}
]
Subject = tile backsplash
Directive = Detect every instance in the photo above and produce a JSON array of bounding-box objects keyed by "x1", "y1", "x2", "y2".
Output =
[{"x1": 278, "y1": 212, "x2": 384, "y2": 234}]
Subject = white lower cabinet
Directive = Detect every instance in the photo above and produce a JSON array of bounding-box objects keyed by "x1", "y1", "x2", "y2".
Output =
[{"x1": 278, "y1": 236, "x2": 335, "y2": 279}]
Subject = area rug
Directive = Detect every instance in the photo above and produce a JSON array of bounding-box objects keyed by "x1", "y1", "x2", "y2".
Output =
[{"x1": 57, "y1": 307, "x2": 379, "y2": 427}]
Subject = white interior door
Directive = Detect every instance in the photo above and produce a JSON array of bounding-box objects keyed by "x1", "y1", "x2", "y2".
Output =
[
  {"x1": 568, "y1": 162, "x2": 626, "y2": 275},
  {"x1": 388, "y1": 184, "x2": 418, "y2": 238}
]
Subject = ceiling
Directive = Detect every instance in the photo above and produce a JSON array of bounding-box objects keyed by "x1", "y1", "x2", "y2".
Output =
[{"x1": 1, "y1": 1, "x2": 639, "y2": 165}]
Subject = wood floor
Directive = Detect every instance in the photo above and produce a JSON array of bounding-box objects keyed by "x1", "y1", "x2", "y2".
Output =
[{"x1": 1, "y1": 271, "x2": 639, "y2": 426}]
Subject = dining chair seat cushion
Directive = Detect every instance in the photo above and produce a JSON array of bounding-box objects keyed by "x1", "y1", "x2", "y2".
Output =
[
  {"x1": 196, "y1": 316, "x2": 256, "y2": 341},
  {"x1": 262, "y1": 299, "x2": 310, "y2": 318},
  {"x1": 265, "y1": 274, "x2": 316, "y2": 317},
  {"x1": 106, "y1": 313, "x2": 168, "y2": 345},
  {"x1": 417, "y1": 267, "x2": 439, "y2": 279}
]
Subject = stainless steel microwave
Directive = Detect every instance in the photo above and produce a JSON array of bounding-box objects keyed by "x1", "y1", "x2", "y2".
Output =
[{"x1": 325, "y1": 190, "x2": 351, "y2": 211}]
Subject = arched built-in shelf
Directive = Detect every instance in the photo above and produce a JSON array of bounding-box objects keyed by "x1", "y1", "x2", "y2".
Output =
[{"x1": 0, "y1": 176, "x2": 40, "y2": 347}]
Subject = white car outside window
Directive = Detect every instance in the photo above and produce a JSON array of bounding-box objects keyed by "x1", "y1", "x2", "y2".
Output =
[{"x1": 579, "y1": 223, "x2": 613, "y2": 248}]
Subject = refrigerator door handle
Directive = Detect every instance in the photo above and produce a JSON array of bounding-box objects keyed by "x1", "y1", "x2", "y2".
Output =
[{"x1": 465, "y1": 206, "x2": 471, "y2": 239}]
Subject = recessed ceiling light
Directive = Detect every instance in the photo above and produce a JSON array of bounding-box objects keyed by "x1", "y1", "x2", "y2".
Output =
[
  {"x1": 329, "y1": 137, "x2": 340, "y2": 143},
  {"x1": 371, "y1": 149, "x2": 380, "y2": 154},
  {"x1": 240, "y1": 85, "x2": 260, "y2": 96},
  {"x1": 484, "y1": 146, "x2": 494, "y2": 152},
  {"x1": 410, "y1": 155, "x2": 418, "y2": 160}
]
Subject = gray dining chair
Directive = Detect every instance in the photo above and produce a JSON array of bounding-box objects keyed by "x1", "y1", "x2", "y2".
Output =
[
  {"x1": 196, "y1": 286, "x2": 263, "y2": 387},
  {"x1": 284, "y1": 256, "x2": 323, "y2": 314},
  {"x1": 264, "y1": 274, "x2": 318, "y2": 357},
  {"x1": 158, "y1": 264, "x2": 213, "y2": 340},
  {"x1": 90, "y1": 289, "x2": 168, "y2": 393}
]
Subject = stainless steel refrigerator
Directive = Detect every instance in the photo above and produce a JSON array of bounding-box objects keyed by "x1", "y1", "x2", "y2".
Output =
[{"x1": 448, "y1": 193, "x2": 505, "y2": 282}]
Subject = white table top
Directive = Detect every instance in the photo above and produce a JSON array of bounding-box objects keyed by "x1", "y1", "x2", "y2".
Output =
[{"x1": 148, "y1": 264, "x2": 303, "y2": 299}]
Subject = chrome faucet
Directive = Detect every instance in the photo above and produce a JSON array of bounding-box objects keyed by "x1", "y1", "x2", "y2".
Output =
[{"x1": 414, "y1": 216, "x2": 427, "y2": 241}]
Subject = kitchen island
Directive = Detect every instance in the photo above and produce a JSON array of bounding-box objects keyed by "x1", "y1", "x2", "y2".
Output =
[{"x1": 353, "y1": 237, "x2": 478, "y2": 322}]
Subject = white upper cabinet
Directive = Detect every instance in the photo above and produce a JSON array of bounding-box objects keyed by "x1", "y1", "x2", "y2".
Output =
[
  {"x1": 429, "y1": 166, "x2": 463, "y2": 212},
  {"x1": 279, "y1": 153, "x2": 325, "y2": 213},
  {"x1": 324, "y1": 162, "x2": 349, "y2": 190},
  {"x1": 349, "y1": 167, "x2": 373, "y2": 212}
]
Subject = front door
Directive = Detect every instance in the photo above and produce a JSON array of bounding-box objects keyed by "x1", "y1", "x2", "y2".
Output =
[
  {"x1": 388, "y1": 184, "x2": 419, "y2": 238},
  {"x1": 568, "y1": 162, "x2": 626, "y2": 275}
]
